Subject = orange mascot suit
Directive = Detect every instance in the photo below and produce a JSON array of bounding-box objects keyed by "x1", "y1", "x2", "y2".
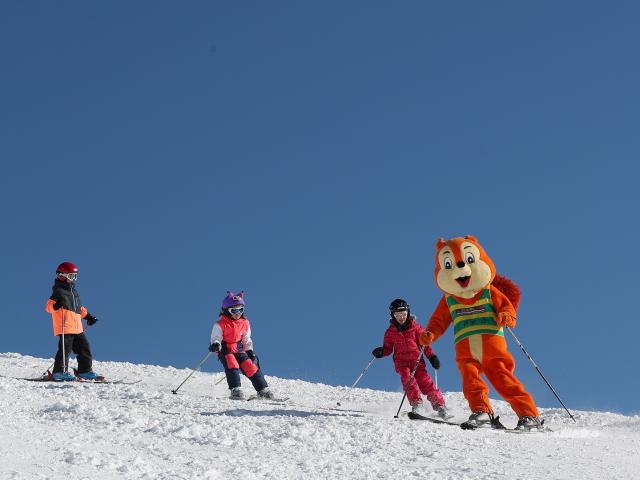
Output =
[{"x1": 419, "y1": 235, "x2": 539, "y2": 422}]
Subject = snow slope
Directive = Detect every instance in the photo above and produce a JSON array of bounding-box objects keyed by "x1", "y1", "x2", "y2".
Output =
[{"x1": 0, "y1": 353, "x2": 638, "y2": 480}]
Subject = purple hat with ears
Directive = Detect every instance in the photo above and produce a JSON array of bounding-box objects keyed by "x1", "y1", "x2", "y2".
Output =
[{"x1": 222, "y1": 291, "x2": 245, "y2": 309}]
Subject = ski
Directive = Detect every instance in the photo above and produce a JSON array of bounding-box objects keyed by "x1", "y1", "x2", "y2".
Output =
[
  {"x1": 407, "y1": 411, "x2": 462, "y2": 426},
  {"x1": 1, "y1": 375, "x2": 140, "y2": 385},
  {"x1": 77, "y1": 378, "x2": 141, "y2": 385},
  {"x1": 458, "y1": 417, "x2": 551, "y2": 433},
  {"x1": 311, "y1": 405, "x2": 370, "y2": 415},
  {"x1": 0, "y1": 375, "x2": 51, "y2": 382},
  {"x1": 503, "y1": 418, "x2": 551, "y2": 434},
  {"x1": 246, "y1": 395, "x2": 290, "y2": 403},
  {"x1": 459, "y1": 414, "x2": 507, "y2": 431},
  {"x1": 502, "y1": 427, "x2": 551, "y2": 434}
]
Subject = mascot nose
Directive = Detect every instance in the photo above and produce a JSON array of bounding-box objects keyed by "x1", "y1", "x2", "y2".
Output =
[{"x1": 457, "y1": 261, "x2": 466, "y2": 268}]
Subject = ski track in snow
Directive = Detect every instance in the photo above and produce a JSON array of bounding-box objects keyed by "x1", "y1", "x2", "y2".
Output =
[{"x1": 1, "y1": 352, "x2": 638, "y2": 480}]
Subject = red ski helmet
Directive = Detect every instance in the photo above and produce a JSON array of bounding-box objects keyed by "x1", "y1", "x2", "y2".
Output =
[{"x1": 56, "y1": 262, "x2": 78, "y2": 282}]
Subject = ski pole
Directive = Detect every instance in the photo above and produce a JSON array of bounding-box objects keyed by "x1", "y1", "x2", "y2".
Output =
[
  {"x1": 61, "y1": 309, "x2": 67, "y2": 373},
  {"x1": 434, "y1": 369, "x2": 438, "y2": 390},
  {"x1": 336, "y1": 356, "x2": 376, "y2": 406},
  {"x1": 214, "y1": 374, "x2": 227, "y2": 386},
  {"x1": 171, "y1": 351, "x2": 213, "y2": 394},
  {"x1": 506, "y1": 327, "x2": 576, "y2": 422},
  {"x1": 394, "y1": 347, "x2": 425, "y2": 418}
]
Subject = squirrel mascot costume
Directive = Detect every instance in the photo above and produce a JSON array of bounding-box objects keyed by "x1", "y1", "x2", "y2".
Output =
[{"x1": 419, "y1": 235, "x2": 543, "y2": 430}]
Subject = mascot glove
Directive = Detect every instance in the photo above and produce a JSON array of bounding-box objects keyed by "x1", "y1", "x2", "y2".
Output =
[
  {"x1": 496, "y1": 312, "x2": 516, "y2": 328},
  {"x1": 419, "y1": 331, "x2": 435, "y2": 347}
]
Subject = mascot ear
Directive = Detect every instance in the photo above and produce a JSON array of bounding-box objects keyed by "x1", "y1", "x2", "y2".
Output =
[
  {"x1": 238, "y1": 291, "x2": 244, "y2": 298},
  {"x1": 464, "y1": 235, "x2": 478, "y2": 243},
  {"x1": 436, "y1": 238, "x2": 447, "y2": 250}
]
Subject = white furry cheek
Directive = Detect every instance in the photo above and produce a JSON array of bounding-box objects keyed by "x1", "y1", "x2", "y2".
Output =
[
  {"x1": 469, "y1": 263, "x2": 492, "y2": 290},
  {"x1": 436, "y1": 273, "x2": 461, "y2": 295}
]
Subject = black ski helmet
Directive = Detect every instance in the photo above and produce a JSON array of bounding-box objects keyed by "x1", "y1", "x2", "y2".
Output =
[{"x1": 389, "y1": 298, "x2": 409, "y2": 312}]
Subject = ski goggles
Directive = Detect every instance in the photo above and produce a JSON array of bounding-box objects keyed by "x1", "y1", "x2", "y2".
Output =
[
  {"x1": 58, "y1": 272, "x2": 78, "y2": 281},
  {"x1": 228, "y1": 306, "x2": 244, "y2": 315},
  {"x1": 391, "y1": 307, "x2": 408, "y2": 313}
]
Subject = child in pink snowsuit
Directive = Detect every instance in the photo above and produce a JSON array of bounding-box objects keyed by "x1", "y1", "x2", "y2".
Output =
[{"x1": 372, "y1": 298, "x2": 448, "y2": 417}]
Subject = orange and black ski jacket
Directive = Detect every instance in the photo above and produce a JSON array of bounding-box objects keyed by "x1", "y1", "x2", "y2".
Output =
[{"x1": 44, "y1": 279, "x2": 88, "y2": 336}]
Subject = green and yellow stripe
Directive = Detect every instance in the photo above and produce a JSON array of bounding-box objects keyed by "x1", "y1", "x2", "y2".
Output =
[{"x1": 447, "y1": 289, "x2": 504, "y2": 344}]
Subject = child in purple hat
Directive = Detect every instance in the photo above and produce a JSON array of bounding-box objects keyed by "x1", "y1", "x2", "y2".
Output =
[{"x1": 209, "y1": 291, "x2": 274, "y2": 400}]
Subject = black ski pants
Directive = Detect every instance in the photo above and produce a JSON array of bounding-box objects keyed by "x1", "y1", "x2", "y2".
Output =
[{"x1": 53, "y1": 332, "x2": 93, "y2": 373}]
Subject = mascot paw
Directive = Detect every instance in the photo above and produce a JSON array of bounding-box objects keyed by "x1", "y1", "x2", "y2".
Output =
[
  {"x1": 419, "y1": 331, "x2": 435, "y2": 346},
  {"x1": 496, "y1": 312, "x2": 516, "y2": 328}
]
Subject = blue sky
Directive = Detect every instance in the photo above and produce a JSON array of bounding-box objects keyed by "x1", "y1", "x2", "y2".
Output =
[{"x1": 1, "y1": 1, "x2": 638, "y2": 415}]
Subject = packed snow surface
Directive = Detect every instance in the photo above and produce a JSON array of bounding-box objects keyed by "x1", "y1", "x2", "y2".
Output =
[{"x1": 1, "y1": 352, "x2": 638, "y2": 480}]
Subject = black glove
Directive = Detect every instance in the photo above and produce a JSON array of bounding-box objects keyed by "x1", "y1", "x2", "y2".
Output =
[
  {"x1": 428, "y1": 355, "x2": 441, "y2": 370},
  {"x1": 85, "y1": 313, "x2": 98, "y2": 326},
  {"x1": 208, "y1": 342, "x2": 220, "y2": 353},
  {"x1": 53, "y1": 301, "x2": 64, "y2": 311},
  {"x1": 246, "y1": 350, "x2": 256, "y2": 360},
  {"x1": 372, "y1": 347, "x2": 385, "y2": 359}
]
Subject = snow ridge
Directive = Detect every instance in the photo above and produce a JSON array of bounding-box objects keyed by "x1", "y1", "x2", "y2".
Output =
[{"x1": 0, "y1": 352, "x2": 638, "y2": 480}]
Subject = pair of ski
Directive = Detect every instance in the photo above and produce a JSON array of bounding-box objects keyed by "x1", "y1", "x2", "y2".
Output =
[
  {"x1": 407, "y1": 411, "x2": 548, "y2": 433},
  {"x1": 1, "y1": 374, "x2": 140, "y2": 385},
  {"x1": 245, "y1": 395, "x2": 290, "y2": 404}
]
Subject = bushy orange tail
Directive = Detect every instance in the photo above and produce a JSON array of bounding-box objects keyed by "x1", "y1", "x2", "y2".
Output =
[{"x1": 493, "y1": 274, "x2": 521, "y2": 311}]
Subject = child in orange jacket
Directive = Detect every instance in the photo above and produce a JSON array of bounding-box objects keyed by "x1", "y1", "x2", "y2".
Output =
[{"x1": 45, "y1": 262, "x2": 100, "y2": 381}]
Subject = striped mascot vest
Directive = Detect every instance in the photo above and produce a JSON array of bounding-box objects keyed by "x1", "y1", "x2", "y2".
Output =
[{"x1": 446, "y1": 289, "x2": 504, "y2": 344}]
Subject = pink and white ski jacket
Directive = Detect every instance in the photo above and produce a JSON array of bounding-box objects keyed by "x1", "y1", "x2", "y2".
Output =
[
  {"x1": 379, "y1": 316, "x2": 436, "y2": 370},
  {"x1": 210, "y1": 315, "x2": 254, "y2": 353}
]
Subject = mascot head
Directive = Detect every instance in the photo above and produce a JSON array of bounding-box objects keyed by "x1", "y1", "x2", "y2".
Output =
[{"x1": 435, "y1": 235, "x2": 495, "y2": 299}]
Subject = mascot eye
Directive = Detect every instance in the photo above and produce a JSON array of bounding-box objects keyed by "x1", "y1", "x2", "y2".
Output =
[
  {"x1": 443, "y1": 257, "x2": 453, "y2": 269},
  {"x1": 465, "y1": 252, "x2": 476, "y2": 264}
]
